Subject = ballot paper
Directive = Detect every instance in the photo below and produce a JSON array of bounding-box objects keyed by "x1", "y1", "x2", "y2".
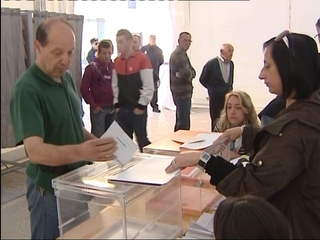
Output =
[
  {"x1": 100, "y1": 121, "x2": 138, "y2": 167},
  {"x1": 108, "y1": 156, "x2": 179, "y2": 186},
  {"x1": 182, "y1": 212, "x2": 215, "y2": 239}
]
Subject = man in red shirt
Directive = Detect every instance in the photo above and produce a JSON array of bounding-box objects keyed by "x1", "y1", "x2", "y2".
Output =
[
  {"x1": 81, "y1": 40, "x2": 114, "y2": 137},
  {"x1": 113, "y1": 29, "x2": 154, "y2": 152}
]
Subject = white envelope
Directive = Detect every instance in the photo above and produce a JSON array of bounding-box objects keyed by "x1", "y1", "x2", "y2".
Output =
[{"x1": 100, "y1": 121, "x2": 138, "y2": 167}]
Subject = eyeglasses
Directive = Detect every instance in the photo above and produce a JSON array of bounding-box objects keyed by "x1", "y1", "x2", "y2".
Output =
[{"x1": 275, "y1": 30, "x2": 290, "y2": 48}]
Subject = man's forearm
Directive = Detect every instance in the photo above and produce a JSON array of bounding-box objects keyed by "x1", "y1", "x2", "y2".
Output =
[
  {"x1": 83, "y1": 127, "x2": 97, "y2": 140},
  {"x1": 29, "y1": 142, "x2": 84, "y2": 166}
]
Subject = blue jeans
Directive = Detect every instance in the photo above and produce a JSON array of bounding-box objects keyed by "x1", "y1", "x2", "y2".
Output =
[
  {"x1": 172, "y1": 96, "x2": 191, "y2": 132},
  {"x1": 116, "y1": 106, "x2": 151, "y2": 152},
  {"x1": 26, "y1": 177, "x2": 89, "y2": 239},
  {"x1": 90, "y1": 106, "x2": 114, "y2": 138}
]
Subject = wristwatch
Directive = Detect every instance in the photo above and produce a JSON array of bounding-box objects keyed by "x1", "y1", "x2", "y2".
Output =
[{"x1": 197, "y1": 151, "x2": 212, "y2": 172}]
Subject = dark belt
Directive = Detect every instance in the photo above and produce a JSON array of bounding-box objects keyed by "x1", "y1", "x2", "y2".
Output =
[
  {"x1": 51, "y1": 166, "x2": 70, "y2": 175},
  {"x1": 51, "y1": 161, "x2": 93, "y2": 175}
]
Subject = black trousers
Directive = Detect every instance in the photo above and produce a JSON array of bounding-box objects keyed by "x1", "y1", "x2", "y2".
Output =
[
  {"x1": 209, "y1": 96, "x2": 225, "y2": 131},
  {"x1": 150, "y1": 90, "x2": 159, "y2": 110}
]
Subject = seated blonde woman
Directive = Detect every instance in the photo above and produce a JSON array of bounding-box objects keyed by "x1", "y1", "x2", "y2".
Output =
[{"x1": 213, "y1": 91, "x2": 260, "y2": 159}]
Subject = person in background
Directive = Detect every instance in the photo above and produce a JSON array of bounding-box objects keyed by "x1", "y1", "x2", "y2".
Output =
[
  {"x1": 166, "y1": 31, "x2": 320, "y2": 239},
  {"x1": 199, "y1": 44, "x2": 235, "y2": 131},
  {"x1": 132, "y1": 34, "x2": 141, "y2": 52},
  {"x1": 214, "y1": 90, "x2": 260, "y2": 159},
  {"x1": 9, "y1": 17, "x2": 117, "y2": 239},
  {"x1": 141, "y1": 34, "x2": 164, "y2": 113},
  {"x1": 86, "y1": 37, "x2": 99, "y2": 64},
  {"x1": 113, "y1": 29, "x2": 154, "y2": 152},
  {"x1": 169, "y1": 32, "x2": 196, "y2": 132},
  {"x1": 106, "y1": 39, "x2": 114, "y2": 55},
  {"x1": 81, "y1": 40, "x2": 114, "y2": 137},
  {"x1": 214, "y1": 195, "x2": 293, "y2": 239},
  {"x1": 258, "y1": 95, "x2": 286, "y2": 127}
]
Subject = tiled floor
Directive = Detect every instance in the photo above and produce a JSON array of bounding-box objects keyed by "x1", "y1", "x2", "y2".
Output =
[{"x1": 1, "y1": 103, "x2": 211, "y2": 239}]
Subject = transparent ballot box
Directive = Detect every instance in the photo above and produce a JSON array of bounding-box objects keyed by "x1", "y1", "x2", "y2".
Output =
[
  {"x1": 179, "y1": 142, "x2": 229, "y2": 216},
  {"x1": 147, "y1": 140, "x2": 230, "y2": 217},
  {"x1": 180, "y1": 170, "x2": 223, "y2": 216},
  {"x1": 52, "y1": 154, "x2": 183, "y2": 239}
]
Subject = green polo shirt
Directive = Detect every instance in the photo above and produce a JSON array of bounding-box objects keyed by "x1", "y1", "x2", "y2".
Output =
[{"x1": 10, "y1": 63, "x2": 88, "y2": 193}]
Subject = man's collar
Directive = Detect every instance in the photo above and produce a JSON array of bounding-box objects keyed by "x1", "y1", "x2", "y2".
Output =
[
  {"x1": 219, "y1": 55, "x2": 230, "y2": 63},
  {"x1": 31, "y1": 63, "x2": 65, "y2": 86},
  {"x1": 176, "y1": 45, "x2": 186, "y2": 52},
  {"x1": 93, "y1": 57, "x2": 111, "y2": 67},
  {"x1": 119, "y1": 51, "x2": 138, "y2": 60}
]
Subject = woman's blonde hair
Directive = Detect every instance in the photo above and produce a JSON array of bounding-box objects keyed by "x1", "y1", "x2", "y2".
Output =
[{"x1": 216, "y1": 91, "x2": 260, "y2": 131}]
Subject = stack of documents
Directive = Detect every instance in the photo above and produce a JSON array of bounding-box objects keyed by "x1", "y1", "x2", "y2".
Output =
[
  {"x1": 182, "y1": 212, "x2": 215, "y2": 239},
  {"x1": 180, "y1": 133, "x2": 222, "y2": 150},
  {"x1": 108, "y1": 156, "x2": 179, "y2": 186}
]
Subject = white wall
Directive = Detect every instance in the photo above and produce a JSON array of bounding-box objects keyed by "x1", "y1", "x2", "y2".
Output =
[
  {"x1": 188, "y1": 0, "x2": 319, "y2": 110},
  {"x1": 1, "y1": 0, "x2": 34, "y2": 10},
  {"x1": 1, "y1": 0, "x2": 73, "y2": 13},
  {"x1": 74, "y1": 1, "x2": 173, "y2": 62}
]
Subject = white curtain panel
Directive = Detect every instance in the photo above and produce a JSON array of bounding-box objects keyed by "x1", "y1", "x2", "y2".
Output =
[
  {"x1": 45, "y1": 0, "x2": 74, "y2": 14},
  {"x1": 160, "y1": 1, "x2": 192, "y2": 111},
  {"x1": 169, "y1": 0, "x2": 191, "y2": 50}
]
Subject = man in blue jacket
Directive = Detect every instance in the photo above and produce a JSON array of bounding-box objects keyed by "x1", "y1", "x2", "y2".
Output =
[
  {"x1": 86, "y1": 37, "x2": 99, "y2": 63},
  {"x1": 199, "y1": 43, "x2": 234, "y2": 131},
  {"x1": 141, "y1": 35, "x2": 164, "y2": 113}
]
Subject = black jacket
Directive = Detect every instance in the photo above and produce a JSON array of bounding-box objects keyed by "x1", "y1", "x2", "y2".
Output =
[
  {"x1": 140, "y1": 44, "x2": 164, "y2": 75},
  {"x1": 258, "y1": 96, "x2": 286, "y2": 119},
  {"x1": 199, "y1": 57, "x2": 234, "y2": 98}
]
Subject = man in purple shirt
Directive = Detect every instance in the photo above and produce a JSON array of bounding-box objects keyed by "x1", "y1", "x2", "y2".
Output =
[{"x1": 81, "y1": 40, "x2": 114, "y2": 137}]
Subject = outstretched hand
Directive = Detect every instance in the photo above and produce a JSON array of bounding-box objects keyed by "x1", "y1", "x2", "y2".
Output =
[
  {"x1": 165, "y1": 151, "x2": 201, "y2": 173},
  {"x1": 217, "y1": 126, "x2": 242, "y2": 144}
]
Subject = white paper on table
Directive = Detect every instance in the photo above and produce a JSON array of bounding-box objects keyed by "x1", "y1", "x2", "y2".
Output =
[
  {"x1": 185, "y1": 212, "x2": 215, "y2": 239},
  {"x1": 171, "y1": 136, "x2": 205, "y2": 144},
  {"x1": 193, "y1": 212, "x2": 214, "y2": 233},
  {"x1": 180, "y1": 133, "x2": 222, "y2": 150},
  {"x1": 100, "y1": 121, "x2": 138, "y2": 167},
  {"x1": 108, "y1": 156, "x2": 179, "y2": 186}
]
